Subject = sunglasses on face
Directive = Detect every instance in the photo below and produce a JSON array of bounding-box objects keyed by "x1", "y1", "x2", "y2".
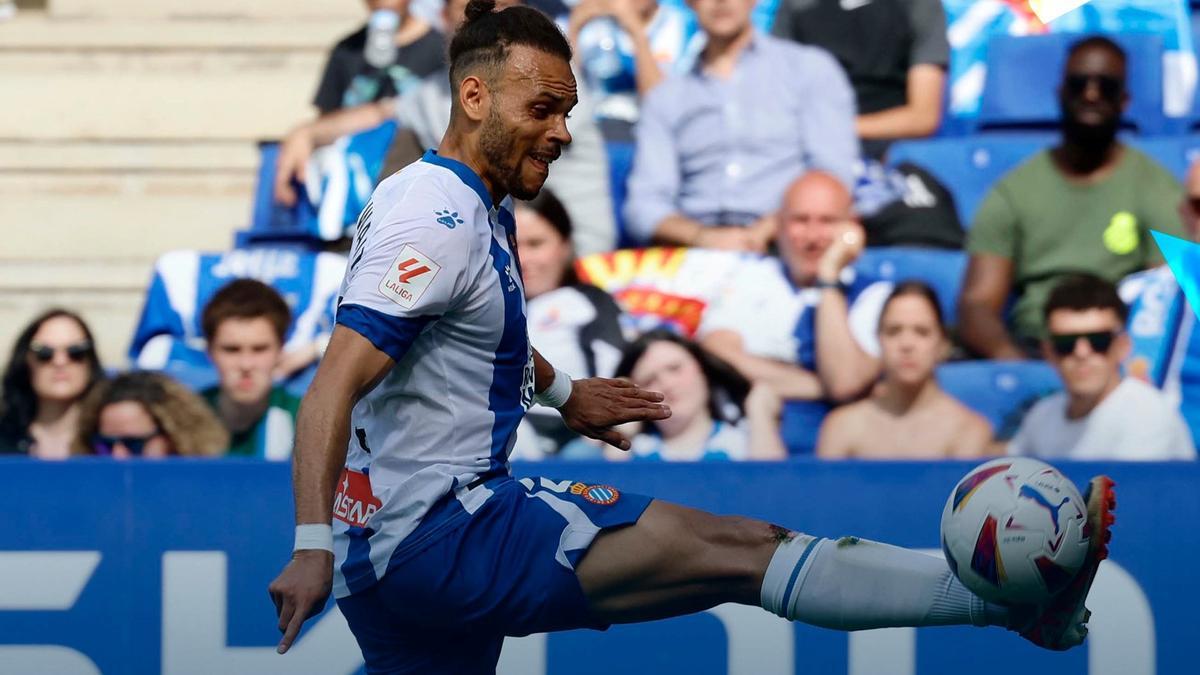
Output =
[
  {"x1": 1064, "y1": 74, "x2": 1123, "y2": 100},
  {"x1": 92, "y1": 431, "x2": 161, "y2": 457},
  {"x1": 29, "y1": 342, "x2": 92, "y2": 364},
  {"x1": 1048, "y1": 331, "x2": 1118, "y2": 357}
]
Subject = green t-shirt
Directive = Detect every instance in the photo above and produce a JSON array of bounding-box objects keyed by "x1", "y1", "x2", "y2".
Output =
[
  {"x1": 967, "y1": 146, "x2": 1186, "y2": 341},
  {"x1": 202, "y1": 386, "x2": 301, "y2": 460}
]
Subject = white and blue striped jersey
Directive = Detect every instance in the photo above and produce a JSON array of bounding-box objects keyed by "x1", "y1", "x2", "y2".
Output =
[{"x1": 330, "y1": 150, "x2": 534, "y2": 598}]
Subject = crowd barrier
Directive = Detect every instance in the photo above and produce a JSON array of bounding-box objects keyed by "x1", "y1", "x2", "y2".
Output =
[{"x1": 1, "y1": 458, "x2": 1190, "y2": 675}]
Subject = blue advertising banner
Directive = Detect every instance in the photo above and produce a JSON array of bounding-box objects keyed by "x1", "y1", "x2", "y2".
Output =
[{"x1": 0, "y1": 459, "x2": 1187, "y2": 675}]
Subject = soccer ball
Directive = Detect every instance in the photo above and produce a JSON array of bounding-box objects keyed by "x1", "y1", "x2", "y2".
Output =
[{"x1": 940, "y1": 458, "x2": 1089, "y2": 605}]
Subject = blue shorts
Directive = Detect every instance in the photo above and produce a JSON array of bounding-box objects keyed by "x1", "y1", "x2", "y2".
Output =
[{"x1": 337, "y1": 475, "x2": 653, "y2": 675}]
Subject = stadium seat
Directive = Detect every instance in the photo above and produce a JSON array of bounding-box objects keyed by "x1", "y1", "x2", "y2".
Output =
[
  {"x1": 885, "y1": 132, "x2": 1055, "y2": 225},
  {"x1": 936, "y1": 360, "x2": 1061, "y2": 438},
  {"x1": 854, "y1": 247, "x2": 968, "y2": 327},
  {"x1": 1126, "y1": 134, "x2": 1200, "y2": 180},
  {"x1": 604, "y1": 139, "x2": 638, "y2": 248},
  {"x1": 245, "y1": 121, "x2": 398, "y2": 247},
  {"x1": 128, "y1": 247, "x2": 347, "y2": 397},
  {"x1": 781, "y1": 400, "x2": 829, "y2": 456},
  {"x1": 978, "y1": 33, "x2": 1166, "y2": 134}
]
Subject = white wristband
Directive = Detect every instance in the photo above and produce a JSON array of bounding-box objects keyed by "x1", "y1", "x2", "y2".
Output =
[
  {"x1": 294, "y1": 524, "x2": 333, "y2": 552},
  {"x1": 534, "y1": 367, "x2": 573, "y2": 408}
]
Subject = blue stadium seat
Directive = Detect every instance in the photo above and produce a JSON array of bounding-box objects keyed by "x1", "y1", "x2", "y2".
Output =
[
  {"x1": 979, "y1": 33, "x2": 1166, "y2": 134},
  {"x1": 885, "y1": 132, "x2": 1055, "y2": 225},
  {"x1": 854, "y1": 247, "x2": 968, "y2": 327},
  {"x1": 128, "y1": 248, "x2": 347, "y2": 398},
  {"x1": 936, "y1": 361, "x2": 1061, "y2": 438},
  {"x1": 1126, "y1": 134, "x2": 1200, "y2": 180},
  {"x1": 245, "y1": 122, "x2": 398, "y2": 247},
  {"x1": 604, "y1": 139, "x2": 637, "y2": 248},
  {"x1": 781, "y1": 400, "x2": 829, "y2": 456}
]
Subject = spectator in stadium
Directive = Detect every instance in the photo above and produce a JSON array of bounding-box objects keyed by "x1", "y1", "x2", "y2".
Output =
[
  {"x1": 567, "y1": 0, "x2": 696, "y2": 129},
  {"x1": 817, "y1": 282, "x2": 993, "y2": 459},
  {"x1": 200, "y1": 280, "x2": 302, "y2": 461},
  {"x1": 276, "y1": 0, "x2": 618, "y2": 256},
  {"x1": 512, "y1": 190, "x2": 629, "y2": 458},
  {"x1": 958, "y1": 36, "x2": 1189, "y2": 359},
  {"x1": 313, "y1": 0, "x2": 446, "y2": 115},
  {"x1": 622, "y1": 0, "x2": 858, "y2": 250},
  {"x1": 75, "y1": 372, "x2": 229, "y2": 459},
  {"x1": 0, "y1": 310, "x2": 104, "y2": 459},
  {"x1": 601, "y1": 330, "x2": 786, "y2": 461},
  {"x1": 1008, "y1": 275, "x2": 1195, "y2": 461},
  {"x1": 771, "y1": 0, "x2": 948, "y2": 159},
  {"x1": 700, "y1": 171, "x2": 890, "y2": 403}
]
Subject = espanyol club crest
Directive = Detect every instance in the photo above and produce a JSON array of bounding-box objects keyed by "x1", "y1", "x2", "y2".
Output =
[{"x1": 571, "y1": 483, "x2": 620, "y2": 505}]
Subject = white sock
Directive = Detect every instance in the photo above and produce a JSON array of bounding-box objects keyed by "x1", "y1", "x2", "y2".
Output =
[{"x1": 760, "y1": 532, "x2": 1009, "y2": 630}]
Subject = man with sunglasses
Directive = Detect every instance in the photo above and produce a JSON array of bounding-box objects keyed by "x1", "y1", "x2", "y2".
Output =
[
  {"x1": 1008, "y1": 274, "x2": 1195, "y2": 460},
  {"x1": 959, "y1": 35, "x2": 1189, "y2": 359}
]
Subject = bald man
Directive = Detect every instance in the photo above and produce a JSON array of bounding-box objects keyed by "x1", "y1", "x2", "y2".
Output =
[{"x1": 700, "y1": 171, "x2": 892, "y2": 404}]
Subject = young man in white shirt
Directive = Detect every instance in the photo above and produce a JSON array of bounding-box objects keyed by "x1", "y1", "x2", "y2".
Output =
[{"x1": 1010, "y1": 274, "x2": 1196, "y2": 461}]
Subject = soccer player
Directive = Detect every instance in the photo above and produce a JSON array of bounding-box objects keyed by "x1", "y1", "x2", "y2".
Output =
[{"x1": 269, "y1": 2, "x2": 1116, "y2": 671}]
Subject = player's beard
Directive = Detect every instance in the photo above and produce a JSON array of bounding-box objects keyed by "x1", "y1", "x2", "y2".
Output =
[{"x1": 479, "y1": 107, "x2": 540, "y2": 201}]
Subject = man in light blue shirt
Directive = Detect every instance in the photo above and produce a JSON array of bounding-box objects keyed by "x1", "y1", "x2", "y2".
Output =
[{"x1": 623, "y1": 0, "x2": 859, "y2": 250}]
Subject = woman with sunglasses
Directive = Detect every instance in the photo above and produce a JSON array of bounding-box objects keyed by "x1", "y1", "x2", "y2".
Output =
[
  {"x1": 0, "y1": 309, "x2": 104, "y2": 458},
  {"x1": 74, "y1": 371, "x2": 229, "y2": 459}
]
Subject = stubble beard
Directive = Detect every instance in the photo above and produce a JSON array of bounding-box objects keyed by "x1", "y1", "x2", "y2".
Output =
[{"x1": 479, "y1": 108, "x2": 540, "y2": 201}]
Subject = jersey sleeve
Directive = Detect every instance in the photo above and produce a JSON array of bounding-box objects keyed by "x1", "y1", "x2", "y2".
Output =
[
  {"x1": 906, "y1": 0, "x2": 951, "y2": 68},
  {"x1": 336, "y1": 192, "x2": 474, "y2": 362}
]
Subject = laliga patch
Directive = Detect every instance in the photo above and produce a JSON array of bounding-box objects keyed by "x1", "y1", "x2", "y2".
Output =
[
  {"x1": 571, "y1": 482, "x2": 620, "y2": 505},
  {"x1": 379, "y1": 244, "x2": 441, "y2": 309}
]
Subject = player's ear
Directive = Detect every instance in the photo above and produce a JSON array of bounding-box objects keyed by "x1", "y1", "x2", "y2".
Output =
[{"x1": 458, "y1": 74, "x2": 490, "y2": 124}]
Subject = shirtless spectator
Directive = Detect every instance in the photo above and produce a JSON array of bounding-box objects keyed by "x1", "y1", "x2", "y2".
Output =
[{"x1": 817, "y1": 282, "x2": 992, "y2": 459}]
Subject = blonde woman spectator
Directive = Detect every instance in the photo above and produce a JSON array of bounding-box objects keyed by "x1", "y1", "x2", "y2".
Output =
[
  {"x1": 818, "y1": 282, "x2": 993, "y2": 459},
  {"x1": 75, "y1": 372, "x2": 229, "y2": 459},
  {"x1": 600, "y1": 330, "x2": 786, "y2": 461},
  {"x1": 0, "y1": 310, "x2": 104, "y2": 459}
]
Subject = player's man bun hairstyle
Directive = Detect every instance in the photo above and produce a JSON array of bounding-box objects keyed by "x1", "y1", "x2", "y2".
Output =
[{"x1": 449, "y1": 0, "x2": 573, "y2": 89}]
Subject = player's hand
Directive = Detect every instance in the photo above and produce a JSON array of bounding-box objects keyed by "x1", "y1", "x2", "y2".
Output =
[
  {"x1": 268, "y1": 549, "x2": 333, "y2": 654},
  {"x1": 274, "y1": 126, "x2": 315, "y2": 207},
  {"x1": 560, "y1": 377, "x2": 670, "y2": 450},
  {"x1": 816, "y1": 221, "x2": 866, "y2": 282}
]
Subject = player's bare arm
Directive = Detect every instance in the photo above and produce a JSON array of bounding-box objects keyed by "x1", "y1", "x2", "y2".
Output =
[
  {"x1": 532, "y1": 348, "x2": 670, "y2": 450},
  {"x1": 268, "y1": 325, "x2": 395, "y2": 654}
]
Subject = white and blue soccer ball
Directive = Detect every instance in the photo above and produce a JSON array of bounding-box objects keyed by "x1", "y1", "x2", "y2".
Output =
[{"x1": 940, "y1": 458, "x2": 1090, "y2": 605}]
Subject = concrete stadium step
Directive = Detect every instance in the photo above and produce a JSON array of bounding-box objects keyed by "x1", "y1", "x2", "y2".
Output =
[
  {"x1": 1, "y1": 51, "x2": 326, "y2": 141},
  {"x1": 0, "y1": 140, "x2": 259, "y2": 171},
  {"x1": 0, "y1": 13, "x2": 361, "y2": 50},
  {"x1": 0, "y1": 172, "x2": 248, "y2": 260},
  {"x1": 49, "y1": 0, "x2": 360, "y2": 20},
  {"x1": 0, "y1": 11, "x2": 364, "y2": 141}
]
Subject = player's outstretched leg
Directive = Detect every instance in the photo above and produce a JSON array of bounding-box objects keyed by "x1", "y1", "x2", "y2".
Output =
[
  {"x1": 577, "y1": 500, "x2": 1010, "y2": 632},
  {"x1": 1012, "y1": 476, "x2": 1117, "y2": 651},
  {"x1": 577, "y1": 477, "x2": 1116, "y2": 649}
]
